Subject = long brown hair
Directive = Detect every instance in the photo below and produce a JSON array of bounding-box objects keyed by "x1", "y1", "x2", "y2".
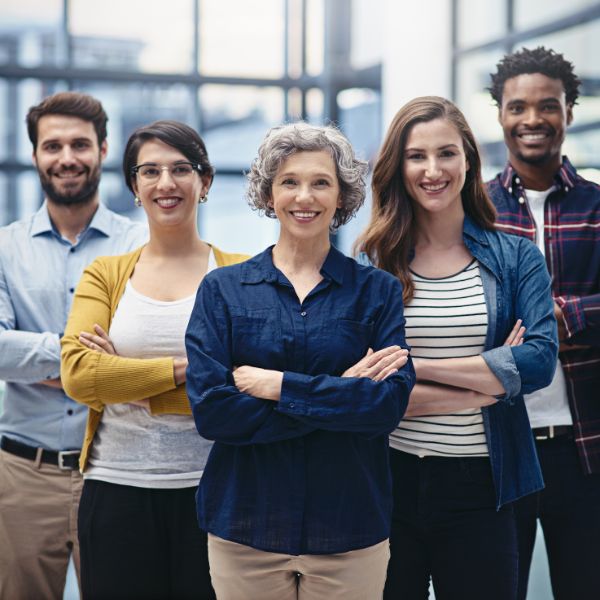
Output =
[{"x1": 355, "y1": 96, "x2": 496, "y2": 302}]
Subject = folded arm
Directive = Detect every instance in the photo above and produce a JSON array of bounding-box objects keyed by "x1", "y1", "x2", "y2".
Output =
[{"x1": 61, "y1": 259, "x2": 181, "y2": 411}]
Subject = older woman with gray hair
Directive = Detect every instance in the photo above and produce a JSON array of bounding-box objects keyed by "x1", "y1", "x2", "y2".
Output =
[{"x1": 185, "y1": 122, "x2": 415, "y2": 599}]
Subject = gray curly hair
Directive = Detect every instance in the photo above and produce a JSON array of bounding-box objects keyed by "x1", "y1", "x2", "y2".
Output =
[{"x1": 246, "y1": 122, "x2": 368, "y2": 230}]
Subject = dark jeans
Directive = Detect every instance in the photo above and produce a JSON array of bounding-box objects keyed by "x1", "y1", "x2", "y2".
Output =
[
  {"x1": 78, "y1": 479, "x2": 216, "y2": 600},
  {"x1": 384, "y1": 448, "x2": 518, "y2": 600},
  {"x1": 514, "y1": 436, "x2": 600, "y2": 600}
]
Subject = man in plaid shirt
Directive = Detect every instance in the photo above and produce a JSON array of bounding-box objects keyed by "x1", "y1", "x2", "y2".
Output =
[{"x1": 487, "y1": 46, "x2": 600, "y2": 600}]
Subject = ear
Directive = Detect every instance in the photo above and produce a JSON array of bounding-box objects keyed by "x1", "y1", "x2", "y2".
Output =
[
  {"x1": 466, "y1": 159, "x2": 470, "y2": 172},
  {"x1": 336, "y1": 193, "x2": 343, "y2": 209},
  {"x1": 31, "y1": 150, "x2": 38, "y2": 168},
  {"x1": 99, "y1": 140, "x2": 108, "y2": 161},
  {"x1": 566, "y1": 104, "x2": 574, "y2": 126},
  {"x1": 132, "y1": 178, "x2": 140, "y2": 198}
]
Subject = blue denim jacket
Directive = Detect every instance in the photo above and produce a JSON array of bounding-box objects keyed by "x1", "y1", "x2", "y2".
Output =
[{"x1": 363, "y1": 216, "x2": 558, "y2": 507}]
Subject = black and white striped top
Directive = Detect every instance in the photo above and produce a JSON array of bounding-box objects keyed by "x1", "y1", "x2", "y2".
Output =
[{"x1": 390, "y1": 260, "x2": 489, "y2": 457}]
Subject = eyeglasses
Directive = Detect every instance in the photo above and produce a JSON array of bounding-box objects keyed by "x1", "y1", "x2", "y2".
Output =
[{"x1": 131, "y1": 162, "x2": 202, "y2": 184}]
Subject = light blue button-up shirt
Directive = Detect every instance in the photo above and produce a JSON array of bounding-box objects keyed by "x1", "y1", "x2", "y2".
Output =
[{"x1": 0, "y1": 201, "x2": 147, "y2": 451}]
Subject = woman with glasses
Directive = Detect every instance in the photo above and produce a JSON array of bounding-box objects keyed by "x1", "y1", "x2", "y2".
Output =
[
  {"x1": 356, "y1": 97, "x2": 558, "y2": 599},
  {"x1": 185, "y1": 123, "x2": 415, "y2": 599},
  {"x1": 61, "y1": 120, "x2": 247, "y2": 600}
]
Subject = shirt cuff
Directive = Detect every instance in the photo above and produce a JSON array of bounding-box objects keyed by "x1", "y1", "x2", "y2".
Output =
[
  {"x1": 481, "y1": 345, "x2": 521, "y2": 404},
  {"x1": 555, "y1": 295, "x2": 586, "y2": 338},
  {"x1": 277, "y1": 371, "x2": 310, "y2": 416}
]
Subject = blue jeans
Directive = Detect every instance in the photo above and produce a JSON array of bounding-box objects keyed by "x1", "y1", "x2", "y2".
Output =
[
  {"x1": 384, "y1": 448, "x2": 518, "y2": 600},
  {"x1": 514, "y1": 436, "x2": 600, "y2": 600}
]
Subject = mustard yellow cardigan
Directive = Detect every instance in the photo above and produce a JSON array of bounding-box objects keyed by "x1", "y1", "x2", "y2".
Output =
[{"x1": 60, "y1": 244, "x2": 249, "y2": 471}]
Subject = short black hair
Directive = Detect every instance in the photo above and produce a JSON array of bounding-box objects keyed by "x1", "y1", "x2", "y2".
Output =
[
  {"x1": 489, "y1": 46, "x2": 581, "y2": 107},
  {"x1": 27, "y1": 91, "x2": 108, "y2": 150},
  {"x1": 122, "y1": 120, "x2": 214, "y2": 193}
]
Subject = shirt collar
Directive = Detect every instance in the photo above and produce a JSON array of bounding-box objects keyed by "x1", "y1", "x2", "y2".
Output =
[
  {"x1": 241, "y1": 244, "x2": 346, "y2": 285},
  {"x1": 500, "y1": 156, "x2": 577, "y2": 195},
  {"x1": 30, "y1": 200, "x2": 113, "y2": 239}
]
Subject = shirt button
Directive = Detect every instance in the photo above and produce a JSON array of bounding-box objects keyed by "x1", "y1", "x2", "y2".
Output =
[
  {"x1": 289, "y1": 403, "x2": 295, "y2": 409},
  {"x1": 70, "y1": 247, "x2": 75, "y2": 253},
  {"x1": 69, "y1": 287, "x2": 75, "y2": 293},
  {"x1": 67, "y1": 409, "x2": 73, "y2": 416},
  {"x1": 300, "y1": 311, "x2": 307, "y2": 317}
]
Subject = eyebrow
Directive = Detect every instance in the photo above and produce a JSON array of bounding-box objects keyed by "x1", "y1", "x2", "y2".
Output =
[
  {"x1": 506, "y1": 97, "x2": 561, "y2": 105},
  {"x1": 135, "y1": 160, "x2": 191, "y2": 166},
  {"x1": 41, "y1": 136, "x2": 93, "y2": 145},
  {"x1": 278, "y1": 171, "x2": 334, "y2": 178},
  {"x1": 405, "y1": 144, "x2": 459, "y2": 152}
]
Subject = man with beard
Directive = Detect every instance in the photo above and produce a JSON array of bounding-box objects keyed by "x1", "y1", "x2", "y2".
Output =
[
  {"x1": 487, "y1": 47, "x2": 600, "y2": 600},
  {"x1": 0, "y1": 92, "x2": 146, "y2": 598}
]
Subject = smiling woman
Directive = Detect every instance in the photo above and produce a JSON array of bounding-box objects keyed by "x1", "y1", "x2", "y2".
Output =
[
  {"x1": 60, "y1": 120, "x2": 248, "y2": 599},
  {"x1": 356, "y1": 96, "x2": 558, "y2": 600},
  {"x1": 184, "y1": 123, "x2": 416, "y2": 600}
]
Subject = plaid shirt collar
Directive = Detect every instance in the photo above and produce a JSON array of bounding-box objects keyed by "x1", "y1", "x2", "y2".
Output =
[{"x1": 499, "y1": 156, "x2": 577, "y2": 198}]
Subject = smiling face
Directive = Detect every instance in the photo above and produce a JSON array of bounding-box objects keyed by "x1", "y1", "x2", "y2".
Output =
[
  {"x1": 270, "y1": 150, "x2": 341, "y2": 245},
  {"x1": 402, "y1": 118, "x2": 469, "y2": 219},
  {"x1": 132, "y1": 138, "x2": 208, "y2": 230},
  {"x1": 498, "y1": 72, "x2": 572, "y2": 171},
  {"x1": 33, "y1": 114, "x2": 107, "y2": 206}
]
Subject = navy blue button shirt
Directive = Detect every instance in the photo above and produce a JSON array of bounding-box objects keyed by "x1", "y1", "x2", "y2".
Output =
[{"x1": 185, "y1": 245, "x2": 415, "y2": 555}]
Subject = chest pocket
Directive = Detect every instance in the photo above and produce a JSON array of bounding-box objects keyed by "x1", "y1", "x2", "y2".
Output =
[
  {"x1": 320, "y1": 317, "x2": 375, "y2": 372},
  {"x1": 230, "y1": 308, "x2": 282, "y2": 368}
]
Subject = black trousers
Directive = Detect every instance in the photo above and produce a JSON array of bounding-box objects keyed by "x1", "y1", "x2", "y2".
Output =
[
  {"x1": 514, "y1": 436, "x2": 600, "y2": 600},
  {"x1": 78, "y1": 479, "x2": 216, "y2": 600},
  {"x1": 384, "y1": 448, "x2": 518, "y2": 600}
]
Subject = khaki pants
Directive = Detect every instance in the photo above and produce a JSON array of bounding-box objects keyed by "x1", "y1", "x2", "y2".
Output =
[
  {"x1": 0, "y1": 448, "x2": 83, "y2": 600},
  {"x1": 208, "y1": 534, "x2": 390, "y2": 600}
]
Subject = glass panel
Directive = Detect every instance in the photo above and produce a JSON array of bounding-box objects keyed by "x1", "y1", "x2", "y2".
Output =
[
  {"x1": 199, "y1": 175, "x2": 280, "y2": 256},
  {"x1": 0, "y1": 0, "x2": 63, "y2": 67},
  {"x1": 201, "y1": 85, "x2": 285, "y2": 169},
  {"x1": 16, "y1": 171, "x2": 43, "y2": 220},
  {"x1": 564, "y1": 129, "x2": 600, "y2": 176},
  {"x1": 0, "y1": 173, "x2": 8, "y2": 226},
  {"x1": 306, "y1": 88, "x2": 324, "y2": 123},
  {"x1": 199, "y1": 0, "x2": 285, "y2": 77},
  {"x1": 0, "y1": 80, "x2": 8, "y2": 162},
  {"x1": 351, "y1": 0, "x2": 383, "y2": 68},
  {"x1": 306, "y1": 0, "x2": 324, "y2": 76},
  {"x1": 522, "y1": 19, "x2": 600, "y2": 127},
  {"x1": 457, "y1": 0, "x2": 506, "y2": 48},
  {"x1": 71, "y1": 81, "x2": 194, "y2": 169},
  {"x1": 515, "y1": 0, "x2": 598, "y2": 31},
  {"x1": 338, "y1": 88, "x2": 381, "y2": 161},
  {"x1": 69, "y1": 0, "x2": 194, "y2": 73},
  {"x1": 455, "y1": 49, "x2": 507, "y2": 145}
]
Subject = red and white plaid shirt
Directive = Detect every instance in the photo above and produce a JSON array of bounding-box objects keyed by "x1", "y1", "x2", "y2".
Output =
[{"x1": 487, "y1": 157, "x2": 600, "y2": 474}]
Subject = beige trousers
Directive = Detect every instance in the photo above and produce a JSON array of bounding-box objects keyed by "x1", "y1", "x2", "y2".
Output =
[
  {"x1": 0, "y1": 448, "x2": 83, "y2": 600},
  {"x1": 208, "y1": 534, "x2": 390, "y2": 600}
]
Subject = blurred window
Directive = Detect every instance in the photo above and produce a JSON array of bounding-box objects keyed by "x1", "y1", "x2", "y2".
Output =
[
  {"x1": 457, "y1": 0, "x2": 506, "y2": 48},
  {"x1": 514, "y1": 0, "x2": 598, "y2": 31}
]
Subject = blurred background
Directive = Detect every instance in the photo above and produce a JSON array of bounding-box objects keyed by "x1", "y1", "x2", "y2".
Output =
[{"x1": 1, "y1": 0, "x2": 599, "y2": 597}]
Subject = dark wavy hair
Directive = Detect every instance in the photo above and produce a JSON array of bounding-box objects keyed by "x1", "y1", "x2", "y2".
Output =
[
  {"x1": 489, "y1": 46, "x2": 581, "y2": 107},
  {"x1": 122, "y1": 120, "x2": 214, "y2": 194},
  {"x1": 355, "y1": 96, "x2": 496, "y2": 303}
]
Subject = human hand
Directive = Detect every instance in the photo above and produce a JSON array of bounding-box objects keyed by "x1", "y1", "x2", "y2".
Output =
[
  {"x1": 342, "y1": 346, "x2": 409, "y2": 381},
  {"x1": 79, "y1": 324, "x2": 117, "y2": 355},
  {"x1": 553, "y1": 303, "x2": 567, "y2": 342},
  {"x1": 129, "y1": 399, "x2": 151, "y2": 410},
  {"x1": 39, "y1": 377, "x2": 63, "y2": 390},
  {"x1": 504, "y1": 319, "x2": 526, "y2": 346},
  {"x1": 233, "y1": 365, "x2": 283, "y2": 401},
  {"x1": 173, "y1": 358, "x2": 188, "y2": 386}
]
